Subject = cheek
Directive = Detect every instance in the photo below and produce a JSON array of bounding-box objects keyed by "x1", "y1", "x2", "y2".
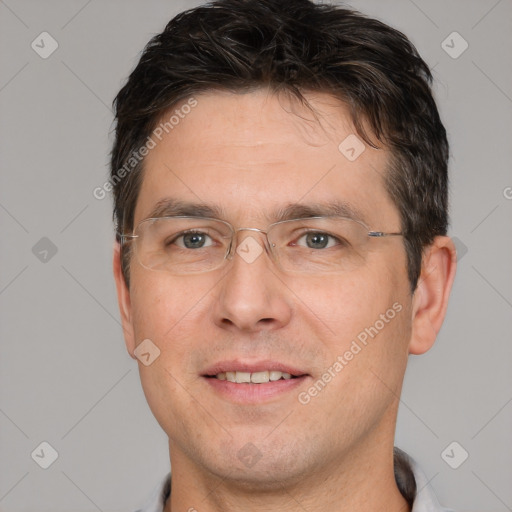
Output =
[
  {"x1": 129, "y1": 276, "x2": 211, "y2": 435},
  {"x1": 294, "y1": 278, "x2": 411, "y2": 440},
  {"x1": 129, "y1": 269, "x2": 213, "y2": 341},
  {"x1": 289, "y1": 265, "x2": 406, "y2": 339},
  {"x1": 128, "y1": 271, "x2": 212, "y2": 395},
  {"x1": 289, "y1": 259, "x2": 412, "y2": 388}
]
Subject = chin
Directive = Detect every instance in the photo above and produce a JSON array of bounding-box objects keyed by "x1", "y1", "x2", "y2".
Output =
[{"x1": 201, "y1": 434, "x2": 315, "y2": 489}]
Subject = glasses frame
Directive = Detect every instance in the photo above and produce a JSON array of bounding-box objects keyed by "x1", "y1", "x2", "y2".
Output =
[{"x1": 119, "y1": 215, "x2": 404, "y2": 274}]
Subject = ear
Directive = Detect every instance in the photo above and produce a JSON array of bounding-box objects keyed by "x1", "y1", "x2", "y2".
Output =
[
  {"x1": 113, "y1": 242, "x2": 137, "y2": 359},
  {"x1": 409, "y1": 236, "x2": 457, "y2": 355}
]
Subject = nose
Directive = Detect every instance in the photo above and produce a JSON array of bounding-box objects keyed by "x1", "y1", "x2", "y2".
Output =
[{"x1": 212, "y1": 231, "x2": 293, "y2": 333}]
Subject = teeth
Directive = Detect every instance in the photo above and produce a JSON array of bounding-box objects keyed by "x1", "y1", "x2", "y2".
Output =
[
  {"x1": 235, "y1": 371, "x2": 251, "y2": 383},
  {"x1": 271, "y1": 371, "x2": 291, "y2": 381},
  {"x1": 269, "y1": 370, "x2": 282, "y2": 381},
  {"x1": 251, "y1": 371, "x2": 269, "y2": 383},
  {"x1": 215, "y1": 370, "x2": 294, "y2": 383}
]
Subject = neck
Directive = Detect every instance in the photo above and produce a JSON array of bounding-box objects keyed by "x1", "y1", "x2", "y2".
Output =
[{"x1": 164, "y1": 438, "x2": 410, "y2": 512}]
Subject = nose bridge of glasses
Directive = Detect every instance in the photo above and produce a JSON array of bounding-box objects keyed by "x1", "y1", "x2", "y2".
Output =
[
  {"x1": 235, "y1": 226, "x2": 268, "y2": 235},
  {"x1": 235, "y1": 226, "x2": 270, "y2": 243},
  {"x1": 231, "y1": 226, "x2": 274, "y2": 260}
]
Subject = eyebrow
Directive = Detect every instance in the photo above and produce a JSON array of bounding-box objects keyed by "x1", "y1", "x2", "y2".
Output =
[{"x1": 145, "y1": 198, "x2": 367, "y2": 225}]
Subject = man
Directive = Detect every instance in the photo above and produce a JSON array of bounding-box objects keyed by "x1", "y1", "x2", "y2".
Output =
[{"x1": 111, "y1": 1, "x2": 457, "y2": 510}]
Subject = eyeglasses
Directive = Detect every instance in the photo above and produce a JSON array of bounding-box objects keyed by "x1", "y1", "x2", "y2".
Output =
[{"x1": 119, "y1": 216, "x2": 403, "y2": 275}]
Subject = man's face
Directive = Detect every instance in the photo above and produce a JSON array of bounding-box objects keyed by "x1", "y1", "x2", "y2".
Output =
[{"x1": 119, "y1": 89, "x2": 414, "y2": 486}]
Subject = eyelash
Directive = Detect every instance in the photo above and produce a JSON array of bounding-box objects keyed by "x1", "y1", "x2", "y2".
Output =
[{"x1": 168, "y1": 230, "x2": 346, "y2": 250}]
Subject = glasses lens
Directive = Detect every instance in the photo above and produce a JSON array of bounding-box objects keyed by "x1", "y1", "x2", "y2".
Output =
[
  {"x1": 135, "y1": 217, "x2": 232, "y2": 274},
  {"x1": 269, "y1": 217, "x2": 368, "y2": 273}
]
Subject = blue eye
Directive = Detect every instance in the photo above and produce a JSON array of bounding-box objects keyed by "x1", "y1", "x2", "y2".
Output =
[
  {"x1": 296, "y1": 231, "x2": 340, "y2": 249},
  {"x1": 173, "y1": 231, "x2": 214, "y2": 249}
]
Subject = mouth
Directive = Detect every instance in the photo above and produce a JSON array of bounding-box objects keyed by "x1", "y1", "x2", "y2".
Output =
[
  {"x1": 205, "y1": 370, "x2": 300, "y2": 383},
  {"x1": 202, "y1": 361, "x2": 310, "y2": 403},
  {"x1": 202, "y1": 360, "x2": 308, "y2": 382}
]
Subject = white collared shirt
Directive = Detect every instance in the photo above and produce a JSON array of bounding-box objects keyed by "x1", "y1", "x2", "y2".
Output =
[{"x1": 134, "y1": 450, "x2": 454, "y2": 512}]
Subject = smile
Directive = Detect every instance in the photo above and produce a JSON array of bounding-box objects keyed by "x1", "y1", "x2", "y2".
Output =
[
  {"x1": 212, "y1": 370, "x2": 294, "y2": 383},
  {"x1": 202, "y1": 361, "x2": 310, "y2": 403}
]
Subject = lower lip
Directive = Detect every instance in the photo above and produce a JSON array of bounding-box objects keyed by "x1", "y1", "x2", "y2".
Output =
[{"x1": 203, "y1": 375, "x2": 309, "y2": 403}]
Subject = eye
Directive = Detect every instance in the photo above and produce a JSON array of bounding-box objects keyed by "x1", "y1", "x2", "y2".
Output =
[
  {"x1": 171, "y1": 231, "x2": 214, "y2": 249},
  {"x1": 295, "y1": 231, "x2": 342, "y2": 250}
]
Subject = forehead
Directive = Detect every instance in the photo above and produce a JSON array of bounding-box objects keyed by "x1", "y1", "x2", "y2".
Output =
[{"x1": 133, "y1": 89, "x2": 399, "y2": 228}]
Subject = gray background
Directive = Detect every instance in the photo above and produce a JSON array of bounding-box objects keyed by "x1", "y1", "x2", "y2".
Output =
[{"x1": 0, "y1": 0, "x2": 511, "y2": 510}]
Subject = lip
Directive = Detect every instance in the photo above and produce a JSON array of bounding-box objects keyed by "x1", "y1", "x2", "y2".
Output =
[
  {"x1": 203, "y1": 374, "x2": 310, "y2": 403},
  {"x1": 202, "y1": 359, "x2": 308, "y2": 377},
  {"x1": 201, "y1": 359, "x2": 310, "y2": 404}
]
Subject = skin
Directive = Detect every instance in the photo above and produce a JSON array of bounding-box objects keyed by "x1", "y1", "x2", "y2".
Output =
[{"x1": 113, "y1": 89, "x2": 457, "y2": 512}]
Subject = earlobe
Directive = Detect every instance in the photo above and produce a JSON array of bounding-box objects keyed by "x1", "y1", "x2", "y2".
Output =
[
  {"x1": 112, "y1": 242, "x2": 137, "y2": 359},
  {"x1": 409, "y1": 236, "x2": 457, "y2": 355}
]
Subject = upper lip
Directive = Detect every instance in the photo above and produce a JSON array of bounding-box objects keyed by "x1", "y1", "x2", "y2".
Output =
[{"x1": 202, "y1": 360, "x2": 309, "y2": 377}]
